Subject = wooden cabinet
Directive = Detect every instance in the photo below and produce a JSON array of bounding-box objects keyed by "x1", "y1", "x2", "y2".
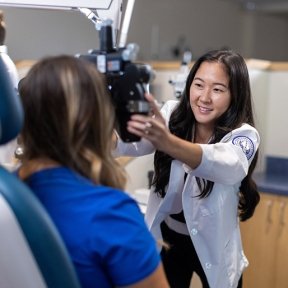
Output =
[{"x1": 240, "y1": 193, "x2": 288, "y2": 288}]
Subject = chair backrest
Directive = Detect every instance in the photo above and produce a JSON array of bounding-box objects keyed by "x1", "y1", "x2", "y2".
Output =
[{"x1": 0, "y1": 57, "x2": 81, "y2": 288}]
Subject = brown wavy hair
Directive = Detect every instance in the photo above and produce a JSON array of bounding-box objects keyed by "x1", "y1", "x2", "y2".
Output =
[{"x1": 19, "y1": 55, "x2": 126, "y2": 189}]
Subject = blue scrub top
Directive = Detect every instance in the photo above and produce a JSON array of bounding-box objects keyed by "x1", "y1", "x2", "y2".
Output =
[{"x1": 23, "y1": 167, "x2": 160, "y2": 288}]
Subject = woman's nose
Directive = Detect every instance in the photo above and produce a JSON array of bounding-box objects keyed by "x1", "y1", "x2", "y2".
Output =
[{"x1": 199, "y1": 88, "x2": 211, "y2": 103}]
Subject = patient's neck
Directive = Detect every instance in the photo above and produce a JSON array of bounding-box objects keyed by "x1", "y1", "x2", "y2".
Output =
[{"x1": 18, "y1": 158, "x2": 60, "y2": 180}]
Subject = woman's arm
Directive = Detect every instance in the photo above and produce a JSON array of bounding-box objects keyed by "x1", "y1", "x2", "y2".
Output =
[
  {"x1": 127, "y1": 94, "x2": 203, "y2": 169},
  {"x1": 127, "y1": 94, "x2": 260, "y2": 184}
]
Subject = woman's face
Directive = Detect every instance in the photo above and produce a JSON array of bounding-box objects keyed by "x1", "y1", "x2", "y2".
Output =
[{"x1": 190, "y1": 61, "x2": 231, "y2": 130}]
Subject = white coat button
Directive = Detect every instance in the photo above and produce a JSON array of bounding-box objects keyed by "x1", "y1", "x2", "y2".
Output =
[
  {"x1": 205, "y1": 262, "x2": 212, "y2": 269},
  {"x1": 191, "y1": 228, "x2": 198, "y2": 235}
]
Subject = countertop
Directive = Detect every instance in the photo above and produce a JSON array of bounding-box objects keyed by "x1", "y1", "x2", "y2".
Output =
[
  {"x1": 254, "y1": 156, "x2": 288, "y2": 197},
  {"x1": 254, "y1": 172, "x2": 288, "y2": 197}
]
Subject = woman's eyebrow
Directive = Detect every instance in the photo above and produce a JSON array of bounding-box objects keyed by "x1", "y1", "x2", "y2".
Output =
[
  {"x1": 213, "y1": 82, "x2": 228, "y2": 88},
  {"x1": 194, "y1": 77, "x2": 228, "y2": 88}
]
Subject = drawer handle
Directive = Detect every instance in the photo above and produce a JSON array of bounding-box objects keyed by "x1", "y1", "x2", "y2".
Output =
[
  {"x1": 266, "y1": 200, "x2": 273, "y2": 224},
  {"x1": 279, "y1": 201, "x2": 286, "y2": 226}
]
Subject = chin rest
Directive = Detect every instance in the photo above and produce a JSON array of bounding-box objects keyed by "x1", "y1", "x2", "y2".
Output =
[{"x1": 0, "y1": 57, "x2": 81, "y2": 287}]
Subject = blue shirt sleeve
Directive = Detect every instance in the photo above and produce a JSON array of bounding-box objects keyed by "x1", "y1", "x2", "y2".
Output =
[{"x1": 90, "y1": 190, "x2": 161, "y2": 286}]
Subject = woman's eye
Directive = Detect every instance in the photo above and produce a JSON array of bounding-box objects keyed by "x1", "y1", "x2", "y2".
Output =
[
  {"x1": 194, "y1": 83, "x2": 203, "y2": 88},
  {"x1": 214, "y1": 88, "x2": 224, "y2": 93}
]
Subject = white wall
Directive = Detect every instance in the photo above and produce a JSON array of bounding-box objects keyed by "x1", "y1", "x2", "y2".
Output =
[
  {"x1": 266, "y1": 71, "x2": 288, "y2": 157},
  {"x1": 248, "y1": 68, "x2": 270, "y2": 171},
  {"x1": 1, "y1": 0, "x2": 288, "y2": 62},
  {"x1": 247, "y1": 68, "x2": 288, "y2": 165},
  {"x1": 2, "y1": 8, "x2": 99, "y2": 61}
]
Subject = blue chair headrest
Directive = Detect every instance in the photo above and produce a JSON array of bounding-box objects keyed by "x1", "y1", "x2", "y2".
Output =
[{"x1": 0, "y1": 57, "x2": 23, "y2": 144}]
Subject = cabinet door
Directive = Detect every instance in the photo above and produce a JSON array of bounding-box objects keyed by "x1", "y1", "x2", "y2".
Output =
[
  {"x1": 274, "y1": 195, "x2": 288, "y2": 287},
  {"x1": 240, "y1": 193, "x2": 279, "y2": 288}
]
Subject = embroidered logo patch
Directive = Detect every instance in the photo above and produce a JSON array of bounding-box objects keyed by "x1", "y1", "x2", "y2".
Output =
[{"x1": 232, "y1": 136, "x2": 254, "y2": 160}]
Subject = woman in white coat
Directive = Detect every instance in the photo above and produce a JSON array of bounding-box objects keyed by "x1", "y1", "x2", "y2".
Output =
[{"x1": 114, "y1": 49, "x2": 260, "y2": 288}]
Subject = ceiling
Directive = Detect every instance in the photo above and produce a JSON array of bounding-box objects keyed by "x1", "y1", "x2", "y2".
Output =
[{"x1": 232, "y1": 0, "x2": 288, "y2": 13}]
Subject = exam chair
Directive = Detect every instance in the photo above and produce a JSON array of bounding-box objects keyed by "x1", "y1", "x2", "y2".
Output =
[{"x1": 0, "y1": 58, "x2": 81, "y2": 288}]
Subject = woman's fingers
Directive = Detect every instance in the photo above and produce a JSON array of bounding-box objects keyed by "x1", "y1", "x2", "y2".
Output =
[
  {"x1": 127, "y1": 115, "x2": 149, "y2": 136},
  {"x1": 127, "y1": 94, "x2": 167, "y2": 143},
  {"x1": 145, "y1": 93, "x2": 163, "y2": 119}
]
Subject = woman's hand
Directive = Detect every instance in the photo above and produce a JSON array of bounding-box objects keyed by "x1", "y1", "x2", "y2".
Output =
[
  {"x1": 126, "y1": 94, "x2": 172, "y2": 152},
  {"x1": 127, "y1": 94, "x2": 202, "y2": 169}
]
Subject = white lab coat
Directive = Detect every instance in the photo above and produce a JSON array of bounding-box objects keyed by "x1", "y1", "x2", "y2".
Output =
[{"x1": 114, "y1": 100, "x2": 260, "y2": 288}]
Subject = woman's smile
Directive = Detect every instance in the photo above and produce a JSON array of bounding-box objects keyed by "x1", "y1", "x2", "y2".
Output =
[
  {"x1": 190, "y1": 61, "x2": 231, "y2": 127},
  {"x1": 197, "y1": 105, "x2": 213, "y2": 113}
]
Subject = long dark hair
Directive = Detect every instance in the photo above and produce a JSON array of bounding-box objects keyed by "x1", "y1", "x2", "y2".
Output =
[
  {"x1": 19, "y1": 55, "x2": 126, "y2": 190},
  {"x1": 153, "y1": 49, "x2": 259, "y2": 221}
]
